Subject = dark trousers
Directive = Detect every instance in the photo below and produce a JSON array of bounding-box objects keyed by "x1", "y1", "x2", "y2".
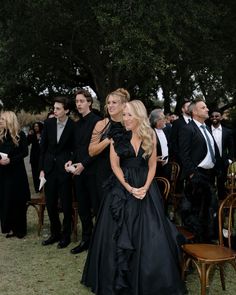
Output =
[
  {"x1": 183, "y1": 168, "x2": 218, "y2": 242},
  {"x1": 44, "y1": 170, "x2": 72, "y2": 240},
  {"x1": 74, "y1": 172, "x2": 98, "y2": 242},
  {"x1": 217, "y1": 165, "x2": 228, "y2": 200}
]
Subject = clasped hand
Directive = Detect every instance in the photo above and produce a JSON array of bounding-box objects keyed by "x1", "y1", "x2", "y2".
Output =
[
  {"x1": 0, "y1": 158, "x2": 10, "y2": 165},
  {"x1": 131, "y1": 187, "x2": 147, "y2": 200},
  {"x1": 64, "y1": 161, "x2": 84, "y2": 175}
]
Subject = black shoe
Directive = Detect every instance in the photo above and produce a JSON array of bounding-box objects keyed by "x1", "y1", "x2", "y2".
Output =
[
  {"x1": 6, "y1": 233, "x2": 15, "y2": 238},
  {"x1": 57, "y1": 239, "x2": 71, "y2": 249},
  {"x1": 70, "y1": 240, "x2": 90, "y2": 254},
  {"x1": 42, "y1": 235, "x2": 60, "y2": 246}
]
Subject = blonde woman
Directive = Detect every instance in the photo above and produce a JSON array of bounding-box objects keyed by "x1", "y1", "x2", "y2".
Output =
[
  {"x1": 82, "y1": 100, "x2": 185, "y2": 295},
  {"x1": 89, "y1": 88, "x2": 130, "y2": 204},
  {"x1": 0, "y1": 111, "x2": 30, "y2": 238}
]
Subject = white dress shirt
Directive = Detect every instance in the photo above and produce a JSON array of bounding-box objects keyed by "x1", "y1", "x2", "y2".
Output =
[
  {"x1": 57, "y1": 117, "x2": 68, "y2": 143},
  {"x1": 211, "y1": 125, "x2": 222, "y2": 157},
  {"x1": 193, "y1": 119, "x2": 215, "y2": 169},
  {"x1": 155, "y1": 128, "x2": 168, "y2": 165}
]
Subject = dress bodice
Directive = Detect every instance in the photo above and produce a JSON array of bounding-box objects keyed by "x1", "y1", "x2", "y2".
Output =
[{"x1": 113, "y1": 130, "x2": 148, "y2": 169}]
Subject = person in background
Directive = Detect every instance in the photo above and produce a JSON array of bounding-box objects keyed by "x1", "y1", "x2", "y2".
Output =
[
  {"x1": 170, "y1": 99, "x2": 191, "y2": 164},
  {"x1": 82, "y1": 100, "x2": 185, "y2": 295},
  {"x1": 149, "y1": 108, "x2": 171, "y2": 180},
  {"x1": 65, "y1": 89, "x2": 100, "y2": 255},
  {"x1": 46, "y1": 110, "x2": 55, "y2": 119},
  {"x1": 0, "y1": 111, "x2": 30, "y2": 238},
  {"x1": 27, "y1": 121, "x2": 44, "y2": 193},
  {"x1": 210, "y1": 110, "x2": 234, "y2": 199},
  {"x1": 169, "y1": 112, "x2": 179, "y2": 125},
  {"x1": 88, "y1": 88, "x2": 130, "y2": 206},
  {"x1": 39, "y1": 96, "x2": 75, "y2": 249}
]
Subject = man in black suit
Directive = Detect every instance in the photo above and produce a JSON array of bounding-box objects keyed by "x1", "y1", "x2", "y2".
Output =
[
  {"x1": 65, "y1": 88, "x2": 100, "y2": 254},
  {"x1": 39, "y1": 96, "x2": 75, "y2": 248},
  {"x1": 149, "y1": 109, "x2": 171, "y2": 179},
  {"x1": 170, "y1": 99, "x2": 191, "y2": 164},
  {"x1": 179, "y1": 99, "x2": 221, "y2": 242},
  {"x1": 210, "y1": 110, "x2": 234, "y2": 199}
]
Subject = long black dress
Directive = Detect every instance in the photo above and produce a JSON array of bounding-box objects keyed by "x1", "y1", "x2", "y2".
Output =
[
  {"x1": 95, "y1": 119, "x2": 123, "y2": 204},
  {"x1": 82, "y1": 130, "x2": 185, "y2": 295},
  {"x1": 27, "y1": 132, "x2": 41, "y2": 193},
  {"x1": 0, "y1": 131, "x2": 31, "y2": 237}
]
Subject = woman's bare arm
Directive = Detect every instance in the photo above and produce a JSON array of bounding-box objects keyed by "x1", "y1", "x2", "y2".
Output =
[{"x1": 89, "y1": 118, "x2": 111, "y2": 157}]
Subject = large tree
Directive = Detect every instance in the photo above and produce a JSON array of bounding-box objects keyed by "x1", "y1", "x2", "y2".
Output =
[{"x1": 0, "y1": 0, "x2": 235, "y2": 113}]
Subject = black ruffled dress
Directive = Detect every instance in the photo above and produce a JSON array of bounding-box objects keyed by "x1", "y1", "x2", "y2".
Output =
[{"x1": 81, "y1": 130, "x2": 185, "y2": 295}]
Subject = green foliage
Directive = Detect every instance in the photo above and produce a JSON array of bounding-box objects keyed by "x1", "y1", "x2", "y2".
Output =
[{"x1": 0, "y1": 0, "x2": 235, "y2": 112}]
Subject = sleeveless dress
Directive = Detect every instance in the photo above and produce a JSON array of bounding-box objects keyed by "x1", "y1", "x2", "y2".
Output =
[
  {"x1": 81, "y1": 130, "x2": 185, "y2": 295},
  {"x1": 95, "y1": 119, "x2": 124, "y2": 203}
]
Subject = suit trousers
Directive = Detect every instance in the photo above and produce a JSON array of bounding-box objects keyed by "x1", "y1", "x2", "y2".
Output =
[
  {"x1": 44, "y1": 169, "x2": 72, "y2": 239},
  {"x1": 74, "y1": 172, "x2": 99, "y2": 242},
  {"x1": 183, "y1": 168, "x2": 218, "y2": 242}
]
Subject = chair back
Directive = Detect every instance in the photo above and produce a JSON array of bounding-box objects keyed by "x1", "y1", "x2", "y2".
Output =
[
  {"x1": 226, "y1": 162, "x2": 236, "y2": 194},
  {"x1": 218, "y1": 192, "x2": 236, "y2": 248},
  {"x1": 169, "y1": 161, "x2": 180, "y2": 195},
  {"x1": 155, "y1": 177, "x2": 170, "y2": 201}
]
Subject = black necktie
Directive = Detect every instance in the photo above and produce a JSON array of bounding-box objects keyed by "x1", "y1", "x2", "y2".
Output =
[{"x1": 200, "y1": 125, "x2": 216, "y2": 164}]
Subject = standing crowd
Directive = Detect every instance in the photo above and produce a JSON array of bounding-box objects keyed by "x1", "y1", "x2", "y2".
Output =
[{"x1": 0, "y1": 88, "x2": 235, "y2": 295}]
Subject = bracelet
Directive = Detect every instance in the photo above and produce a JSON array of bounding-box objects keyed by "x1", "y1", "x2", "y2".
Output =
[{"x1": 130, "y1": 187, "x2": 134, "y2": 194}]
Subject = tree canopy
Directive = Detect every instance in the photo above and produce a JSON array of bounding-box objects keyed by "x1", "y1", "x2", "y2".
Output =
[{"x1": 0, "y1": 0, "x2": 235, "y2": 113}]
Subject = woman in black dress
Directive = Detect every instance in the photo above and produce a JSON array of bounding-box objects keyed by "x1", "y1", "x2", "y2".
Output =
[
  {"x1": 27, "y1": 121, "x2": 44, "y2": 193},
  {"x1": 0, "y1": 111, "x2": 30, "y2": 238},
  {"x1": 82, "y1": 100, "x2": 185, "y2": 295},
  {"x1": 89, "y1": 88, "x2": 130, "y2": 204}
]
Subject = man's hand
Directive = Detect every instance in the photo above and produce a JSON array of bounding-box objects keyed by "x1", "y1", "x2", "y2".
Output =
[{"x1": 73, "y1": 163, "x2": 84, "y2": 175}]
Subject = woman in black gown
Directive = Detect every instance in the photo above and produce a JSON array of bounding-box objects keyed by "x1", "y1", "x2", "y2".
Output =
[
  {"x1": 82, "y1": 100, "x2": 185, "y2": 295},
  {"x1": 0, "y1": 111, "x2": 30, "y2": 238},
  {"x1": 27, "y1": 121, "x2": 44, "y2": 193},
  {"x1": 89, "y1": 88, "x2": 130, "y2": 204}
]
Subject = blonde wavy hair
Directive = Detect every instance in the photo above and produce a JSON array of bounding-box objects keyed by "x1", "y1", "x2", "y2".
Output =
[
  {"x1": 104, "y1": 88, "x2": 130, "y2": 114},
  {"x1": 125, "y1": 100, "x2": 154, "y2": 158},
  {"x1": 0, "y1": 111, "x2": 20, "y2": 146}
]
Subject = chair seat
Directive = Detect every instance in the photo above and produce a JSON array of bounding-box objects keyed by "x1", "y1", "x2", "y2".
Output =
[
  {"x1": 182, "y1": 244, "x2": 236, "y2": 262},
  {"x1": 176, "y1": 226, "x2": 195, "y2": 241}
]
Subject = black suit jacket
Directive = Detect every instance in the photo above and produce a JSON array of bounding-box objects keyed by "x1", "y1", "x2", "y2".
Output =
[
  {"x1": 221, "y1": 126, "x2": 234, "y2": 167},
  {"x1": 179, "y1": 120, "x2": 221, "y2": 178},
  {"x1": 170, "y1": 115, "x2": 188, "y2": 162},
  {"x1": 39, "y1": 117, "x2": 75, "y2": 176}
]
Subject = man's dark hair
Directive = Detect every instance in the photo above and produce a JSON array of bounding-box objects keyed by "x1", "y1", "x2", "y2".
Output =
[
  {"x1": 53, "y1": 96, "x2": 71, "y2": 110},
  {"x1": 75, "y1": 88, "x2": 93, "y2": 104},
  {"x1": 210, "y1": 109, "x2": 223, "y2": 116}
]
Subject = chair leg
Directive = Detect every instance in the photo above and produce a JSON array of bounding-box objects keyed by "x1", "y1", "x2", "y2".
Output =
[
  {"x1": 200, "y1": 263, "x2": 207, "y2": 295},
  {"x1": 219, "y1": 264, "x2": 226, "y2": 290}
]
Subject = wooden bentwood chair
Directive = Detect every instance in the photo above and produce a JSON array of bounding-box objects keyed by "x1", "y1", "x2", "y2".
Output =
[
  {"x1": 226, "y1": 161, "x2": 236, "y2": 194},
  {"x1": 27, "y1": 188, "x2": 78, "y2": 242},
  {"x1": 182, "y1": 193, "x2": 236, "y2": 295},
  {"x1": 155, "y1": 176, "x2": 170, "y2": 201}
]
